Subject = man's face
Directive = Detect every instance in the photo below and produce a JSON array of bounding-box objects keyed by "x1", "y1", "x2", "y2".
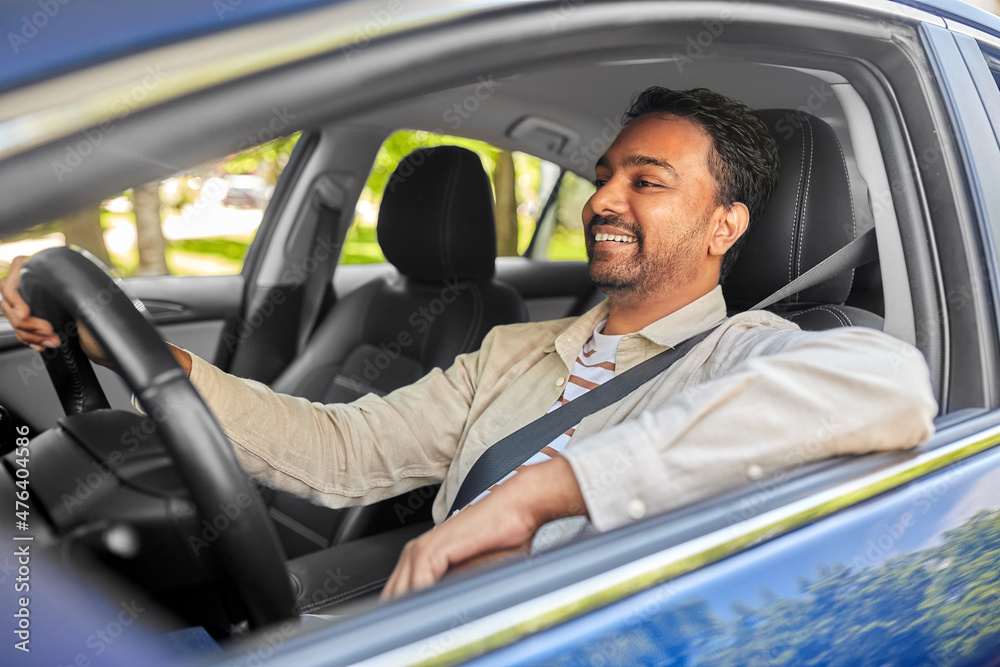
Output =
[{"x1": 582, "y1": 113, "x2": 726, "y2": 305}]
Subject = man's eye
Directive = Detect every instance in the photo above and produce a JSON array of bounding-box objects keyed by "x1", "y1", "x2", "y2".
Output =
[
  {"x1": 637, "y1": 180, "x2": 660, "y2": 188},
  {"x1": 594, "y1": 179, "x2": 607, "y2": 188}
]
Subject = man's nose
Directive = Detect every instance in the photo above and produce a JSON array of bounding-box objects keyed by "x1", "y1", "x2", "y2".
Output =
[{"x1": 587, "y1": 178, "x2": 626, "y2": 216}]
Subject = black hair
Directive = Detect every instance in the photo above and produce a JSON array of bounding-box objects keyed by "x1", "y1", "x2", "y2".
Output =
[{"x1": 623, "y1": 87, "x2": 779, "y2": 280}]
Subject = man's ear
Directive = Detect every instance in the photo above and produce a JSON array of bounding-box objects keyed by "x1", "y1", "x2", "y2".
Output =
[{"x1": 708, "y1": 202, "x2": 750, "y2": 257}]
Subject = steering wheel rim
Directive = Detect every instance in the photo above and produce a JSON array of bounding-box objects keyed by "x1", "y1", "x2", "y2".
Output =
[{"x1": 20, "y1": 246, "x2": 295, "y2": 628}]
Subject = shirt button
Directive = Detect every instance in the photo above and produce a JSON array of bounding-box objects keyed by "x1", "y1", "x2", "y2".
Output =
[
  {"x1": 555, "y1": 377, "x2": 565, "y2": 387},
  {"x1": 627, "y1": 498, "x2": 646, "y2": 520},
  {"x1": 746, "y1": 464, "x2": 764, "y2": 480}
]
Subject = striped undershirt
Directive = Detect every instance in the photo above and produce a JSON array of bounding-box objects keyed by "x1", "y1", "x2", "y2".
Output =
[{"x1": 468, "y1": 320, "x2": 622, "y2": 507}]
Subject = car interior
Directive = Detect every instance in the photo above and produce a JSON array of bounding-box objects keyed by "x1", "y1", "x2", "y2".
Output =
[{"x1": 1, "y1": 1, "x2": 994, "y2": 651}]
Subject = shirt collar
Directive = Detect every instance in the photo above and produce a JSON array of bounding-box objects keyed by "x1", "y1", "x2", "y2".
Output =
[{"x1": 551, "y1": 285, "x2": 728, "y2": 370}]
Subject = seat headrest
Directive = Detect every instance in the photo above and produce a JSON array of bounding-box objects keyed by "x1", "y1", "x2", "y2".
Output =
[
  {"x1": 724, "y1": 109, "x2": 870, "y2": 310},
  {"x1": 378, "y1": 146, "x2": 497, "y2": 281}
]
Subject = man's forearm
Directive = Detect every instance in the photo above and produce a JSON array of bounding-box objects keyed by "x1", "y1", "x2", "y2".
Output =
[
  {"x1": 167, "y1": 343, "x2": 192, "y2": 376},
  {"x1": 513, "y1": 456, "x2": 589, "y2": 527},
  {"x1": 562, "y1": 326, "x2": 938, "y2": 532},
  {"x1": 382, "y1": 455, "x2": 588, "y2": 597}
]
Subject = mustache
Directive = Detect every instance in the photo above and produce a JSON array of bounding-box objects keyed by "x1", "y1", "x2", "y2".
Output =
[{"x1": 587, "y1": 214, "x2": 643, "y2": 242}]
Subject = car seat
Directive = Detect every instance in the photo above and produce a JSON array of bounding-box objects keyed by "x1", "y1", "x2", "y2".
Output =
[
  {"x1": 723, "y1": 109, "x2": 884, "y2": 329},
  {"x1": 263, "y1": 146, "x2": 528, "y2": 557}
]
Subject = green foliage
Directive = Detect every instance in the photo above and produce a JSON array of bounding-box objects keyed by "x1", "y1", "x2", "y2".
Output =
[
  {"x1": 168, "y1": 237, "x2": 250, "y2": 262},
  {"x1": 223, "y1": 134, "x2": 301, "y2": 178},
  {"x1": 363, "y1": 130, "x2": 500, "y2": 201},
  {"x1": 342, "y1": 130, "x2": 504, "y2": 265},
  {"x1": 341, "y1": 222, "x2": 386, "y2": 264},
  {"x1": 345, "y1": 129, "x2": 580, "y2": 264},
  {"x1": 547, "y1": 225, "x2": 588, "y2": 261}
]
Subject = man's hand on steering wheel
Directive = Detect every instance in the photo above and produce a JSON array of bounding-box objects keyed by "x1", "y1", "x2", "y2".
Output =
[
  {"x1": 1, "y1": 254, "x2": 190, "y2": 374},
  {"x1": 1, "y1": 255, "x2": 107, "y2": 362}
]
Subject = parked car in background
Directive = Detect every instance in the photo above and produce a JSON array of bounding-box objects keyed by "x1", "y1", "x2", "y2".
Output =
[
  {"x1": 222, "y1": 174, "x2": 272, "y2": 209},
  {"x1": 3, "y1": 0, "x2": 1000, "y2": 664}
]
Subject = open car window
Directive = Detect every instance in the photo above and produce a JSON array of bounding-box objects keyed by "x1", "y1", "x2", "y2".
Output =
[
  {"x1": 343, "y1": 129, "x2": 592, "y2": 264},
  {"x1": 0, "y1": 133, "x2": 300, "y2": 284}
]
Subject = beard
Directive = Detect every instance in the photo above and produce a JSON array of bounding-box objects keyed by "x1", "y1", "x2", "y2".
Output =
[{"x1": 585, "y1": 213, "x2": 706, "y2": 306}]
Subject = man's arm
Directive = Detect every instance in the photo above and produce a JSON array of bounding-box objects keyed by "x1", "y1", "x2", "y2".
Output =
[
  {"x1": 383, "y1": 325, "x2": 936, "y2": 597},
  {"x1": 0, "y1": 254, "x2": 483, "y2": 508},
  {"x1": 382, "y1": 455, "x2": 585, "y2": 598},
  {"x1": 562, "y1": 325, "x2": 937, "y2": 531},
  {"x1": 180, "y1": 343, "x2": 483, "y2": 508}
]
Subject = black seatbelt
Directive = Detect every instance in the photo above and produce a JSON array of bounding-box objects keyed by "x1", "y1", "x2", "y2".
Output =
[
  {"x1": 750, "y1": 228, "x2": 878, "y2": 311},
  {"x1": 448, "y1": 227, "x2": 879, "y2": 516},
  {"x1": 448, "y1": 327, "x2": 717, "y2": 514}
]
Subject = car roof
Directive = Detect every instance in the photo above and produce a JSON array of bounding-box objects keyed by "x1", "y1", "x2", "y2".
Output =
[
  {"x1": 2, "y1": 0, "x2": 998, "y2": 94},
  {"x1": 0, "y1": 0, "x2": 347, "y2": 91}
]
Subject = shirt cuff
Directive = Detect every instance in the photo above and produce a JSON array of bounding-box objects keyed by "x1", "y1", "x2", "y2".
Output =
[
  {"x1": 130, "y1": 349, "x2": 230, "y2": 416},
  {"x1": 562, "y1": 416, "x2": 673, "y2": 532}
]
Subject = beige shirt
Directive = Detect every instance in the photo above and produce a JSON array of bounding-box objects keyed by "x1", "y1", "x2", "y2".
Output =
[{"x1": 186, "y1": 286, "x2": 937, "y2": 532}]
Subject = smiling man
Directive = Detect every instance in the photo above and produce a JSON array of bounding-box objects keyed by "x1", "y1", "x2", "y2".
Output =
[{"x1": 0, "y1": 87, "x2": 937, "y2": 600}]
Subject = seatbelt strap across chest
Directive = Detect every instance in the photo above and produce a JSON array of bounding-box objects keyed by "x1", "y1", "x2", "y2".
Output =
[{"x1": 448, "y1": 326, "x2": 717, "y2": 514}]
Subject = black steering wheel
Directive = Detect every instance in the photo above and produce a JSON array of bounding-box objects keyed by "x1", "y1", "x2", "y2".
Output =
[{"x1": 19, "y1": 247, "x2": 295, "y2": 628}]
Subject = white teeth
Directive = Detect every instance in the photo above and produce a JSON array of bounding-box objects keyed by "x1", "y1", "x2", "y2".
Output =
[{"x1": 594, "y1": 233, "x2": 636, "y2": 243}]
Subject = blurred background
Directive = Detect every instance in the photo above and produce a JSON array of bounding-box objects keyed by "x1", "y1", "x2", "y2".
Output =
[{"x1": 0, "y1": 128, "x2": 597, "y2": 280}]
